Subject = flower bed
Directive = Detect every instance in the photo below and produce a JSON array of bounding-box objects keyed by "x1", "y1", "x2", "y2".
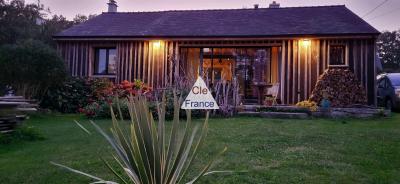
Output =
[{"x1": 80, "y1": 79, "x2": 152, "y2": 118}]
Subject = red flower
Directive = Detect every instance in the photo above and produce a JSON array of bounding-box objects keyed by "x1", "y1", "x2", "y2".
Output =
[{"x1": 78, "y1": 108, "x2": 85, "y2": 113}]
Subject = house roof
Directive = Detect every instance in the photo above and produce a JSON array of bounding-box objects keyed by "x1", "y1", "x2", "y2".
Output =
[{"x1": 54, "y1": 5, "x2": 380, "y2": 39}]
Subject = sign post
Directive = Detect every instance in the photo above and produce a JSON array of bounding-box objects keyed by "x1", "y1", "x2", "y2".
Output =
[{"x1": 181, "y1": 77, "x2": 219, "y2": 110}]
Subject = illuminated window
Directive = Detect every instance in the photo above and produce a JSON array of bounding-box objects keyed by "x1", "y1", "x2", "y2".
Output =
[
  {"x1": 329, "y1": 45, "x2": 346, "y2": 66},
  {"x1": 94, "y1": 48, "x2": 117, "y2": 75}
]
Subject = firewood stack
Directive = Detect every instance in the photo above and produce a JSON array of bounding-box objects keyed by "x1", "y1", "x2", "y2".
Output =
[
  {"x1": 0, "y1": 96, "x2": 37, "y2": 134},
  {"x1": 309, "y1": 69, "x2": 367, "y2": 107}
]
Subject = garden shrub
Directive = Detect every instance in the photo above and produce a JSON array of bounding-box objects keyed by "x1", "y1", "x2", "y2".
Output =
[
  {"x1": 41, "y1": 77, "x2": 92, "y2": 113},
  {"x1": 80, "y1": 85, "x2": 205, "y2": 120},
  {"x1": 87, "y1": 78, "x2": 114, "y2": 102},
  {"x1": 114, "y1": 79, "x2": 152, "y2": 98},
  {"x1": 41, "y1": 77, "x2": 116, "y2": 113},
  {"x1": 0, "y1": 40, "x2": 67, "y2": 99},
  {"x1": 296, "y1": 100, "x2": 318, "y2": 112},
  {"x1": 43, "y1": 77, "x2": 206, "y2": 119},
  {"x1": 310, "y1": 69, "x2": 367, "y2": 107},
  {"x1": 81, "y1": 98, "x2": 130, "y2": 119},
  {"x1": 80, "y1": 80, "x2": 151, "y2": 118}
]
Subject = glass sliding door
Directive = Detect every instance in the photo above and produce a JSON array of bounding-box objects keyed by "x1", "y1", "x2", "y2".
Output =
[
  {"x1": 180, "y1": 47, "x2": 280, "y2": 104},
  {"x1": 234, "y1": 48, "x2": 273, "y2": 100},
  {"x1": 203, "y1": 48, "x2": 234, "y2": 84}
]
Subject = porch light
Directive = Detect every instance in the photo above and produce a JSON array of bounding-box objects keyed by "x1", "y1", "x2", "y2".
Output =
[
  {"x1": 153, "y1": 40, "x2": 161, "y2": 48},
  {"x1": 302, "y1": 39, "x2": 311, "y2": 47}
]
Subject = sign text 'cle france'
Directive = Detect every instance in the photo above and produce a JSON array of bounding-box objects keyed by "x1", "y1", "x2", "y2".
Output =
[{"x1": 181, "y1": 77, "x2": 219, "y2": 110}]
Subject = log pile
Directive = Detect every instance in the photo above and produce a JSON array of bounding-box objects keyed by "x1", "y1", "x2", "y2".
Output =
[
  {"x1": 309, "y1": 69, "x2": 367, "y2": 107},
  {"x1": 0, "y1": 96, "x2": 37, "y2": 134}
]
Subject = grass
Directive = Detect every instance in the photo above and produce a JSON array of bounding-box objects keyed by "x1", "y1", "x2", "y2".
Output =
[{"x1": 0, "y1": 113, "x2": 400, "y2": 183}]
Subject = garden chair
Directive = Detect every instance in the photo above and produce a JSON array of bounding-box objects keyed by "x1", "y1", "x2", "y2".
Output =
[{"x1": 266, "y1": 83, "x2": 280, "y2": 105}]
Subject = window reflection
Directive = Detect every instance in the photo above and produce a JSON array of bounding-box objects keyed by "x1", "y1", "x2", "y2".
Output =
[
  {"x1": 180, "y1": 47, "x2": 280, "y2": 99},
  {"x1": 329, "y1": 45, "x2": 346, "y2": 66},
  {"x1": 94, "y1": 48, "x2": 117, "y2": 75},
  {"x1": 108, "y1": 49, "x2": 117, "y2": 74}
]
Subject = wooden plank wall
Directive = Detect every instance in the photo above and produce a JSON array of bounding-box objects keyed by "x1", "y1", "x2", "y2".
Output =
[
  {"x1": 57, "y1": 38, "x2": 376, "y2": 105},
  {"x1": 280, "y1": 38, "x2": 376, "y2": 105},
  {"x1": 57, "y1": 41, "x2": 92, "y2": 77},
  {"x1": 57, "y1": 41, "x2": 179, "y2": 88}
]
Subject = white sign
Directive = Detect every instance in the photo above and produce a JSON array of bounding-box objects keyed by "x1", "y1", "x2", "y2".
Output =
[{"x1": 181, "y1": 77, "x2": 219, "y2": 110}]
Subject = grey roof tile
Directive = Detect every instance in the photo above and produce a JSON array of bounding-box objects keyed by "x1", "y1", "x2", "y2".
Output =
[{"x1": 54, "y1": 5, "x2": 380, "y2": 38}]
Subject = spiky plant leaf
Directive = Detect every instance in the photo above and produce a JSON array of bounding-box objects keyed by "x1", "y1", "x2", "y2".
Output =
[
  {"x1": 50, "y1": 161, "x2": 117, "y2": 184},
  {"x1": 52, "y1": 92, "x2": 229, "y2": 184}
]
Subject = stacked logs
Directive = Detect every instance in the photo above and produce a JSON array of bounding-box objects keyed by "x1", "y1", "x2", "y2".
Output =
[{"x1": 309, "y1": 69, "x2": 367, "y2": 107}]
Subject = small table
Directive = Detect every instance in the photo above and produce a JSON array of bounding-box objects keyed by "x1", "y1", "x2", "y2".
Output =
[{"x1": 252, "y1": 82, "x2": 270, "y2": 105}]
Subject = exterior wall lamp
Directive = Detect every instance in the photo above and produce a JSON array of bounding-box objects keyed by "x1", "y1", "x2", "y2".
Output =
[
  {"x1": 302, "y1": 39, "x2": 311, "y2": 47},
  {"x1": 153, "y1": 40, "x2": 161, "y2": 49}
]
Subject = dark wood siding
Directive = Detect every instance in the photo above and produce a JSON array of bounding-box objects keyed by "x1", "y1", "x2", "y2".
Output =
[
  {"x1": 57, "y1": 37, "x2": 377, "y2": 105},
  {"x1": 279, "y1": 38, "x2": 376, "y2": 105},
  {"x1": 57, "y1": 41, "x2": 180, "y2": 88}
]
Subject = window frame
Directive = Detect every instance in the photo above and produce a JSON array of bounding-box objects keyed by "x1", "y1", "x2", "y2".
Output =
[
  {"x1": 93, "y1": 47, "x2": 117, "y2": 76},
  {"x1": 328, "y1": 44, "x2": 348, "y2": 67}
]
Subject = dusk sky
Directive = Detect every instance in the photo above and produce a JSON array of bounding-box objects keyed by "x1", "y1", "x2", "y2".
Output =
[{"x1": 26, "y1": 0, "x2": 400, "y2": 31}]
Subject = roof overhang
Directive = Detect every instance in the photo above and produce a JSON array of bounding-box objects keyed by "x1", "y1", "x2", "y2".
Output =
[{"x1": 53, "y1": 33, "x2": 380, "y2": 41}]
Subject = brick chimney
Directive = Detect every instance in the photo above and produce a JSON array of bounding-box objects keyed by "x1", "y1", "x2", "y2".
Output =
[
  {"x1": 108, "y1": 0, "x2": 118, "y2": 13},
  {"x1": 254, "y1": 4, "x2": 259, "y2": 9},
  {"x1": 269, "y1": 1, "x2": 280, "y2": 8}
]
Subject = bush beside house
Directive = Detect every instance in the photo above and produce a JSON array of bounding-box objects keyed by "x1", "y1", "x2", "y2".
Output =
[
  {"x1": 40, "y1": 77, "x2": 92, "y2": 113},
  {"x1": 0, "y1": 40, "x2": 67, "y2": 99}
]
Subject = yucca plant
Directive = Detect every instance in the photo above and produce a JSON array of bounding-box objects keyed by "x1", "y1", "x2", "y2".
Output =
[{"x1": 51, "y1": 92, "x2": 228, "y2": 184}]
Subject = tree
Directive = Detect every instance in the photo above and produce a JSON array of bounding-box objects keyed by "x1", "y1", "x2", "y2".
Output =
[
  {"x1": 39, "y1": 15, "x2": 74, "y2": 47},
  {"x1": 0, "y1": 0, "x2": 96, "y2": 47},
  {"x1": 72, "y1": 14, "x2": 97, "y2": 24},
  {"x1": 377, "y1": 30, "x2": 400, "y2": 72},
  {"x1": 0, "y1": 0, "x2": 100, "y2": 100},
  {"x1": 0, "y1": 0, "x2": 43, "y2": 45},
  {"x1": 0, "y1": 40, "x2": 67, "y2": 100}
]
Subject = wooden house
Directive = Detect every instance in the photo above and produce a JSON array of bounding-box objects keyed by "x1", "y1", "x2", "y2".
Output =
[{"x1": 54, "y1": 1, "x2": 380, "y2": 105}]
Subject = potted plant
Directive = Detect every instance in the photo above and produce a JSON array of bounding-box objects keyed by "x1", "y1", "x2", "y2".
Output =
[
  {"x1": 264, "y1": 96, "x2": 275, "y2": 106},
  {"x1": 320, "y1": 90, "x2": 331, "y2": 112}
]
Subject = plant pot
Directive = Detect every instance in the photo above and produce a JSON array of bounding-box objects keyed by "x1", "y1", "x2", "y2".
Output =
[{"x1": 264, "y1": 100, "x2": 273, "y2": 106}]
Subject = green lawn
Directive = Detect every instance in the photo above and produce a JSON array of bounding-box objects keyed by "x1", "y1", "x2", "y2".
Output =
[{"x1": 1, "y1": 114, "x2": 400, "y2": 183}]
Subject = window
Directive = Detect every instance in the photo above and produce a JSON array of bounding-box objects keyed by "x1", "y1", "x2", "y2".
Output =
[
  {"x1": 329, "y1": 45, "x2": 346, "y2": 66},
  {"x1": 94, "y1": 48, "x2": 116, "y2": 75}
]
